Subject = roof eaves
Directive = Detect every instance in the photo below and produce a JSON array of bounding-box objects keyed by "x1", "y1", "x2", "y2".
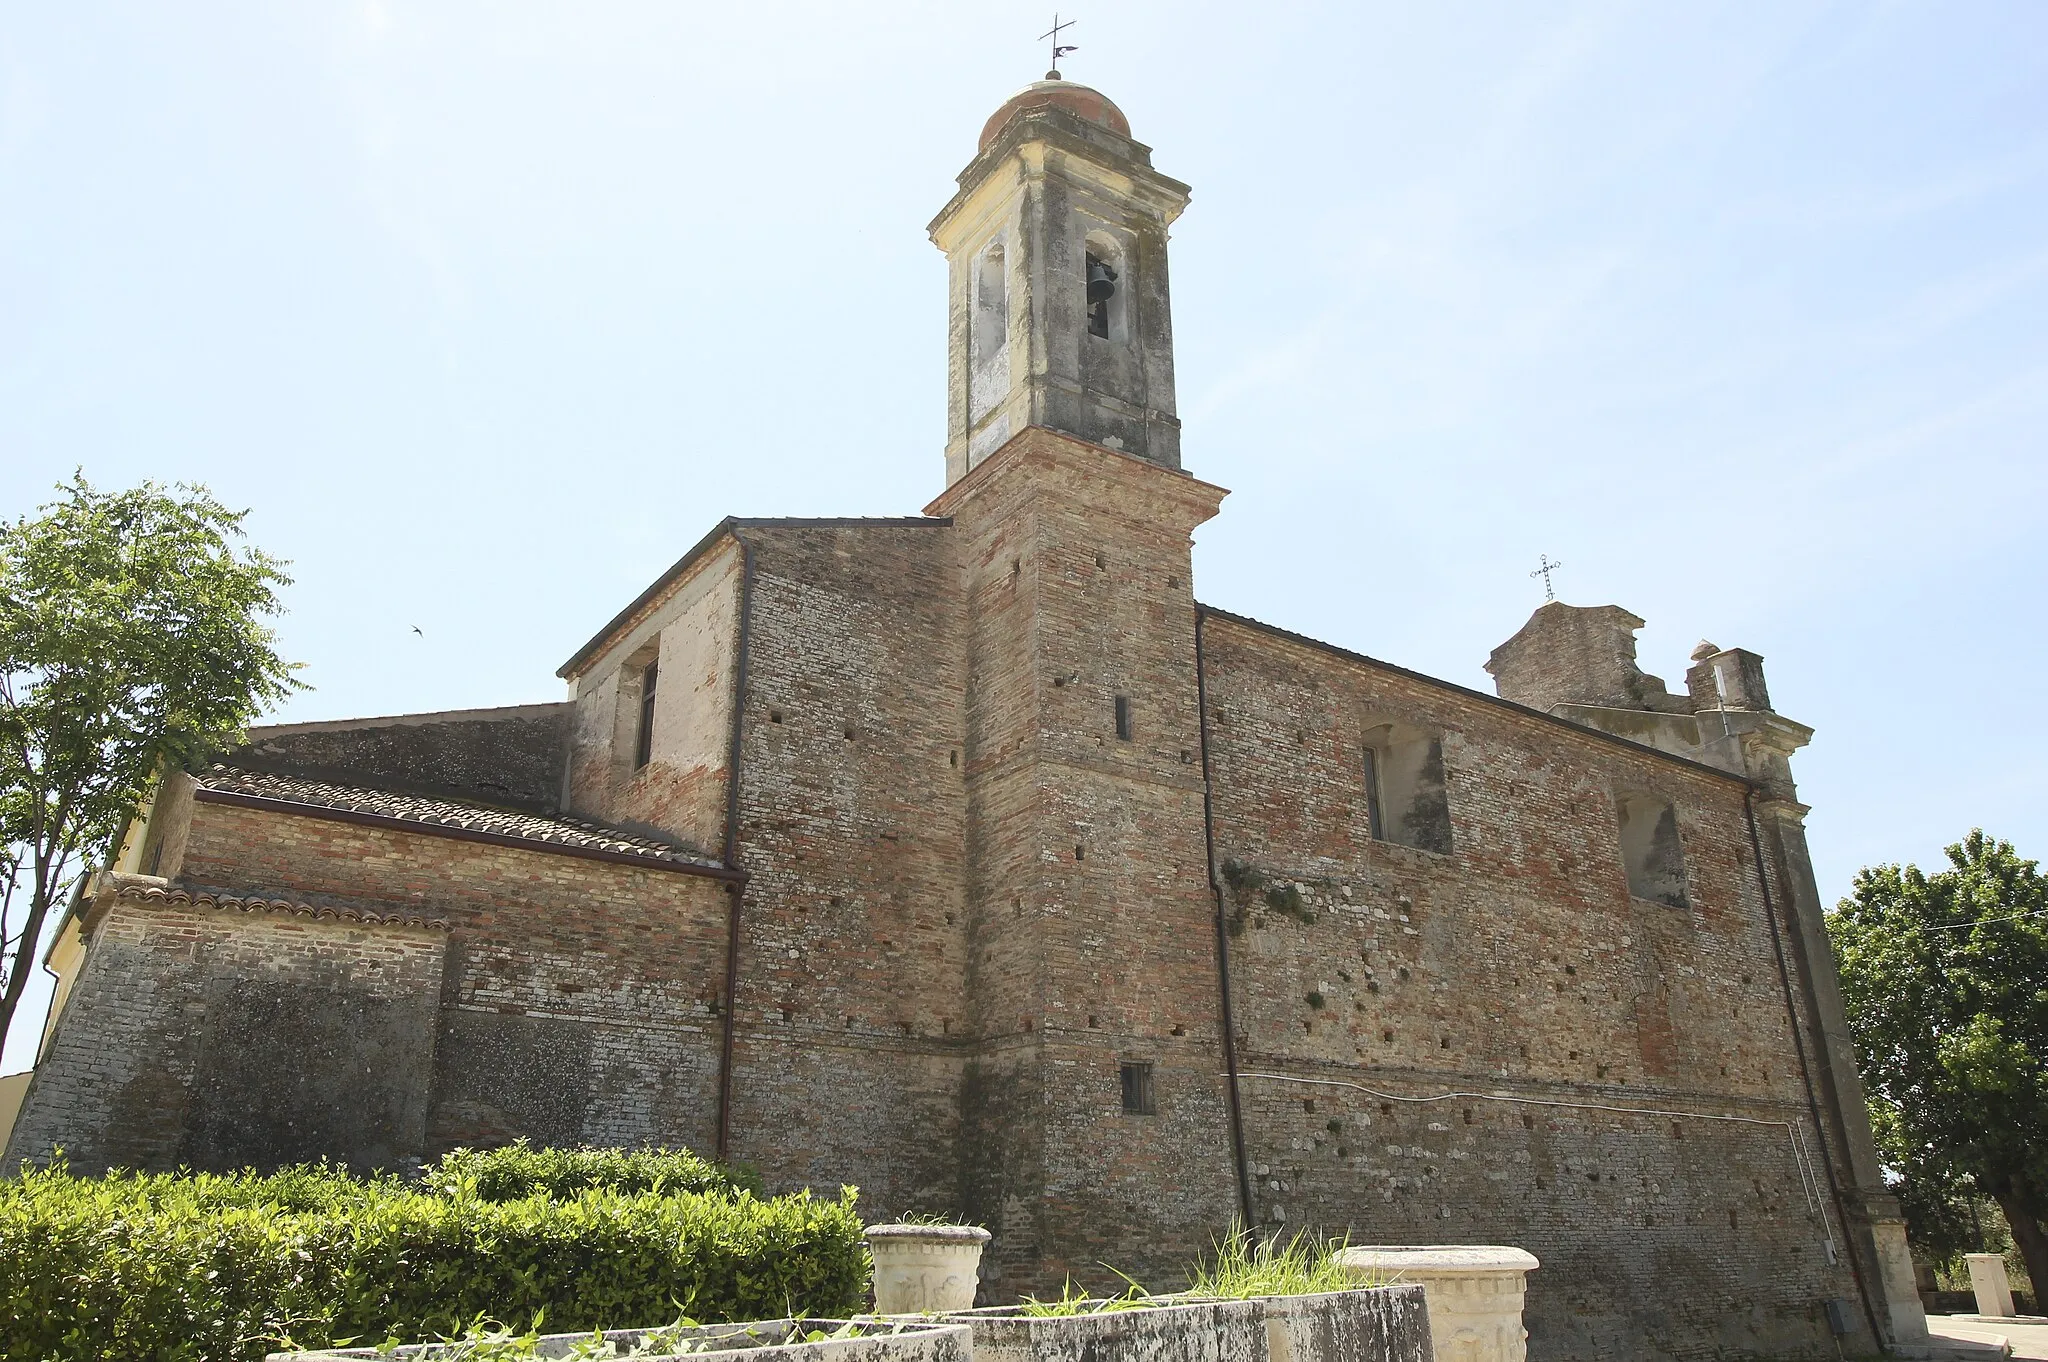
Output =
[
  {"x1": 556, "y1": 516, "x2": 953, "y2": 680},
  {"x1": 1197, "y1": 604, "x2": 1751, "y2": 788},
  {"x1": 557, "y1": 517, "x2": 740, "y2": 680},
  {"x1": 191, "y1": 785, "x2": 747, "y2": 882}
]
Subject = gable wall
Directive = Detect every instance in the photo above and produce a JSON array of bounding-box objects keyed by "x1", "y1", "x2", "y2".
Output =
[{"x1": 564, "y1": 538, "x2": 742, "y2": 852}]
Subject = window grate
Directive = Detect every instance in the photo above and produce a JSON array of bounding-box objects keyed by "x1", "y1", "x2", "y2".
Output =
[{"x1": 1120, "y1": 1060, "x2": 1156, "y2": 1115}]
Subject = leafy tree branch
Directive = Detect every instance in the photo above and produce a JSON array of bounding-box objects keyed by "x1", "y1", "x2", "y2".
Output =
[
  {"x1": 1829, "y1": 831, "x2": 2048, "y2": 1298},
  {"x1": 0, "y1": 474, "x2": 302, "y2": 1056}
]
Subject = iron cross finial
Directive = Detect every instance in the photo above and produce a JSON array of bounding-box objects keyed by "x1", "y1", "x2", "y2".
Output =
[
  {"x1": 1040, "y1": 13, "x2": 1078, "y2": 78},
  {"x1": 1530, "y1": 554, "x2": 1565, "y2": 602}
]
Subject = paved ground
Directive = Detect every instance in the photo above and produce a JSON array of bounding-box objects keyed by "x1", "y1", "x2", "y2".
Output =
[{"x1": 1929, "y1": 1313, "x2": 2048, "y2": 1360}]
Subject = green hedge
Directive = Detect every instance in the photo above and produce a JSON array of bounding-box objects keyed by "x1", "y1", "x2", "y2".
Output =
[
  {"x1": 420, "y1": 1140, "x2": 763, "y2": 1202},
  {"x1": 0, "y1": 1151, "x2": 864, "y2": 1362}
]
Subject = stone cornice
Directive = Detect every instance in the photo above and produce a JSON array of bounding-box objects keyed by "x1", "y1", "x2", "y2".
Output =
[
  {"x1": 925, "y1": 426, "x2": 1226, "y2": 530},
  {"x1": 929, "y1": 108, "x2": 1189, "y2": 250}
]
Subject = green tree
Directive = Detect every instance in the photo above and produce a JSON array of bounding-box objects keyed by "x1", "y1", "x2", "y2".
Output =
[
  {"x1": 1829, "y1": 832, "x2": 2048, "y2": 1298},
  {"x1": 1, "y1": 475, "x2": 300, "y2": 1057}
]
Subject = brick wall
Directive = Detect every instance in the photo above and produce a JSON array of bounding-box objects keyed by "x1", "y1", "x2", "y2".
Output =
[
  {"x1": 235, "y1": 704, "x2": 569, "y2": 812},
  {"x1": 1200, "y1": 610, "x2": 1862, "y2": 1359},
  {"x1": 721, "y1": 522, "x2": 972, "y2": 1217},
  {"x1": 565, "y1": 538, "x2": 742, "y2": 852},
  {"x1": 12, "y1": 430, "x2": 1900, "y2": 1359},
  {"x1": 933, "y1": 429, "x2": 1241, "y2": 1296}
]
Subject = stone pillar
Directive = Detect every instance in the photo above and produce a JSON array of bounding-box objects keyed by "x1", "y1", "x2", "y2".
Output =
[
  {"x1": 1333, "y1": 1246, "x2": 1539, "y2": 1362},
  {"x1": 1965, "y1": 1254, "x2": 2016, "y2": 1319},
  {"x1": 866, "y1": 1224, "x2": 992, "y2": 1313}
]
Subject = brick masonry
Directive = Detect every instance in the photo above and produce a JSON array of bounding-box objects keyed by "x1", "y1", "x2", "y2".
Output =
[
  {"x1": 1198, "y1": 611, "x2": 1873, "y2": 1358},
  {"x1": 6, "y1": 427, "x2": 1911, "y2": 1360}
]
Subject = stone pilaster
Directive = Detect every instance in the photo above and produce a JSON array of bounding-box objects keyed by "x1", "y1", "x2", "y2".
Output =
[{"x1": 1741, "y1": 745, "x2": 1929, "y2": 1345}]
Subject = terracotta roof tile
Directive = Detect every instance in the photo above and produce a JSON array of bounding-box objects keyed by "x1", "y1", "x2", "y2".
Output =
[
  {"x1": 196, "y1": 765, "x2": 722, "y2": 870},
  {"x1": 112, "y1": 882, "x2": 450, "y2": 930}
]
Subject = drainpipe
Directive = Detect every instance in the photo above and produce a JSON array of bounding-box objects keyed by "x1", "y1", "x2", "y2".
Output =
[
  {"x1": 715, "y1": 533, "x2": 759, "y2": 1163},
  {"x1": 1195, "y1": 607, "x2": 1256, "y2": 1230},
  {"x1": 1745, "y1": 787, "x2": 1883, "y2": 1344}
]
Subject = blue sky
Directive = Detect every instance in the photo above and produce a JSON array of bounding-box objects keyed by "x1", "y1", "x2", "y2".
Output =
[{"x1": 4, "y1": 2, "x2": 2044, "y2": 1072}]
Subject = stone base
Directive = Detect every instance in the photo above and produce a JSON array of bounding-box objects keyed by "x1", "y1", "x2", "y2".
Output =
[{"x1": 1333, "y1": 1246, "x2": 1539, "y2": 1362}]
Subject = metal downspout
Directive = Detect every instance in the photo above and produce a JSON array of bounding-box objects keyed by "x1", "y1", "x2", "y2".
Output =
[
  {"x1": 1195, "y1": 606, "x2": 1256, "y2": 1230},
  {"x1": 715, "y1": 534, "x2": 758, "y2": 1163},
  {"x1": 1745, "y1": 787, "x2": 1884, "y2": 1344}
]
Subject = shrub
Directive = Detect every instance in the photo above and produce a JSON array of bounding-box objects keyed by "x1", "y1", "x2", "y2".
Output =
[
  {"x1": 0, "y1": 1155, "x2": 862, "y2": 1362},
  {"x1": 419, "y1": 1140, "x2": 764, "y2": 1202}
]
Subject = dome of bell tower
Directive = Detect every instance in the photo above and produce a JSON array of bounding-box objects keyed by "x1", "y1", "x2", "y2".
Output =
[{"x1": 977, "y1": 77, "x2": 1131, "y2": 152}]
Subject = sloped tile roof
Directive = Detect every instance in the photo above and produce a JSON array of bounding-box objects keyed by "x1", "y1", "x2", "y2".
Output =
[
  {"x1": 196, "y1": 765, "x2": 728, "y2": 872},
  {"x1": 112, "y1": 881, "x2": 449, "y2": 930}
]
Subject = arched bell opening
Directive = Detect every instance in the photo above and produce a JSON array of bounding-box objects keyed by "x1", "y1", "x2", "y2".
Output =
[{"x1": 1083, "y1": 231, "x2": 1126, "y2": 343}]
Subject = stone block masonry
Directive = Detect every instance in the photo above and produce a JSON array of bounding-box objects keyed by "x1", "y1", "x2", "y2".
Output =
[{"x1": 4, "y1": 886, "x2": 446, "y2": 1173}]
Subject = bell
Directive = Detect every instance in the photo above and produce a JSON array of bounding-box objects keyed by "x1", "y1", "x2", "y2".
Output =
[{"x1": 1087, "y1": 259, "x2": 1118, "y2": 304}]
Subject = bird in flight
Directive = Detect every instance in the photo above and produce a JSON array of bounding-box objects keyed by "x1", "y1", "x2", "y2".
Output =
[{"x1": 411, "y1": 626, "x2": 424, "y2": 637}]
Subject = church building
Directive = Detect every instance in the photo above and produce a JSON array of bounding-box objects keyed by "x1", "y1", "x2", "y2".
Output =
[{"x1": 6, "y1": 77, "x2": 1929, "y2": 1360}]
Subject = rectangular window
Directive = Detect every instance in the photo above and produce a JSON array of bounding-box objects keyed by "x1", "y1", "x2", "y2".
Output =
[
  {"x1": 1616, "y1": 791, "x2": 1688, "y2": 907},
  {"x1": 634, "y1": 660, "x2": 659, "y2": 770},
  {"x1": 1120, "y1": 1060, "x2": 1156, "y2": 1115},
  {"x1": 1360, "y1": 722, "x2": 1453, "y2": 854},
  {"x1": 1114, "y1": 695, "x2": 1133, "y2": 741}
]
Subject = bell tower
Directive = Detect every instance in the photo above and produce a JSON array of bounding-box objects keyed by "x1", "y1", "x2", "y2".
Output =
[
  {"x1": 926, "y1": 79, "x2": 1239, "y2": 1296},
  {"x1": 930, "y1": 78, "x2": 1191, "y2": 485}
]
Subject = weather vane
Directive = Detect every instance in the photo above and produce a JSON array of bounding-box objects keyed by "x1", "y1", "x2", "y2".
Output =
[
  {"x1": 1530, "y1": 554, "x2": 1564, "y2": 602},
  {"x1": 1040, "y1": 13, "x2": 1078, "y2": 79}
]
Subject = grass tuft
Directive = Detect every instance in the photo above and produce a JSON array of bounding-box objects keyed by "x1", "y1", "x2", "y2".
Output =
[{"x1": 1183, "y1": 1225, "x2": 1365, "y2": 1298}]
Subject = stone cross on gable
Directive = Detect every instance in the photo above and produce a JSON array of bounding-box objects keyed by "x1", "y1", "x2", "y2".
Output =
[{"x1": 1530, "y1": 554, "x2": 1564, "y2": 602}]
